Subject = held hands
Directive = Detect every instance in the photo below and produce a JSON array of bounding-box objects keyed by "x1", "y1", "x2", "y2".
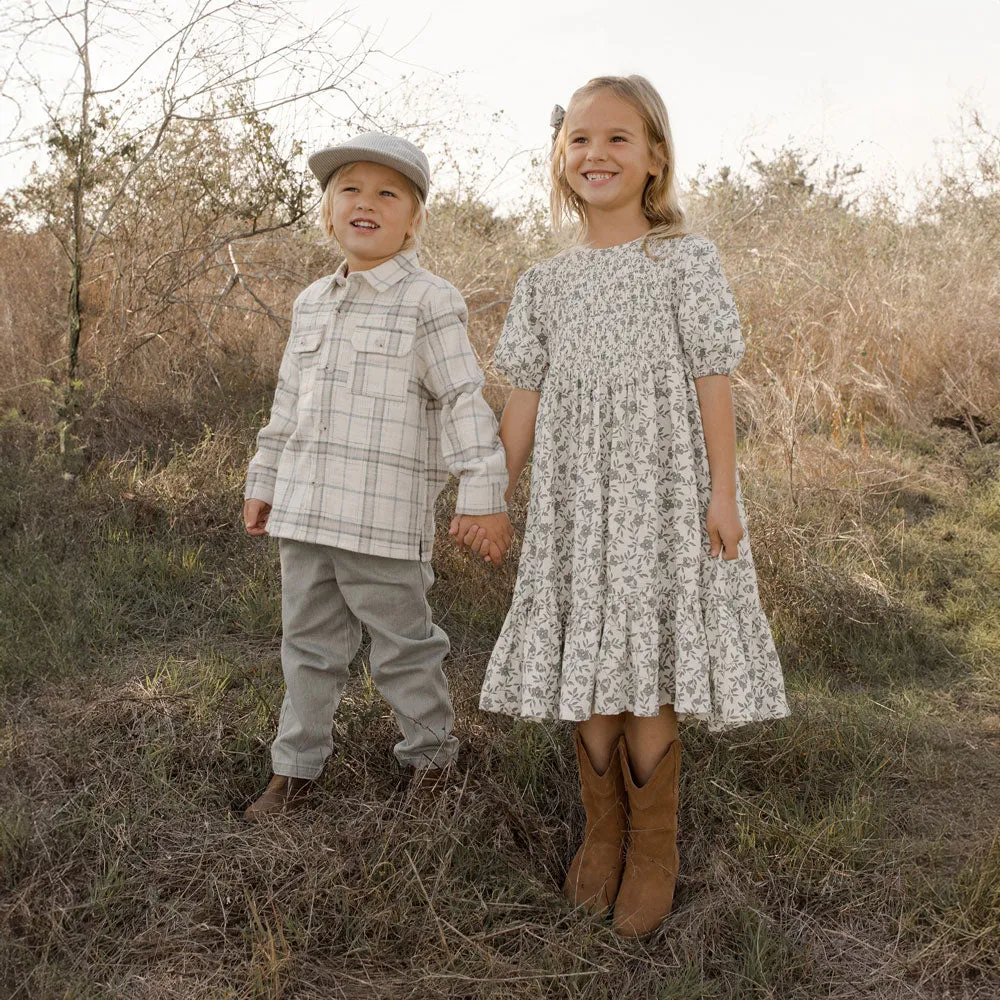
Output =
[
  {"x1": 706, "y1": 491, "x2": 743, "y2": 560},
  {"x1": 448, "y1": 511, "x2": 514, "y2": 566},
  {"x1": 243, "y1": 498, "x2": 272, "y2": 536},
  {"x1": 244, "y1": 494, "x2": 514, "y2": 563}
]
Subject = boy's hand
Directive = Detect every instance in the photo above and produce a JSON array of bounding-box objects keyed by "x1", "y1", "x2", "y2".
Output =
[
  {"x1": 448, "y1": 512, "x2": 513, "y2": 565},
  {"x1": 243, "y1": 498, "x2": 272, "y2": 536}
]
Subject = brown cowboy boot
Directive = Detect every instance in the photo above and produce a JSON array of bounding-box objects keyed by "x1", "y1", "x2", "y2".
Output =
[
  {"x1": 563, "y1": 731, "x2": 628, "y2": 914},
  {"x1": 243, "y1": 774, "x2": 314, "y2": 822},
  {"x1": 613, "y1": 738, "x2": 681, "y2": 937}
]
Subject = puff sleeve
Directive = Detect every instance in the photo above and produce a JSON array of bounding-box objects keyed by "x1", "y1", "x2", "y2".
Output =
[
  {"x1": 493, "y1": 268, "x2": 548, "y2": 391},
  {"x1": 677, "y1": 237, "x2": 746, "y2": 378}
]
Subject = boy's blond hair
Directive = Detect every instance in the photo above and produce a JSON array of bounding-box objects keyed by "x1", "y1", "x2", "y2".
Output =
[
  {"x1": 550, "y1": 75, "x2": 687, "y2": 249},
  {"x1": 318, "y1": 162, "x2": 428, "y2": 252}
]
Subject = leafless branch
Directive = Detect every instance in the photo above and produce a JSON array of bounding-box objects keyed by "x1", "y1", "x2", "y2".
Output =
[
  {"x1": 216, "y1": 242, "x2": 290, "y2": 331},
  {"x1": 84, "y1": 109, "x2": 174, "y2": 254},
  {"x1": 90, "y1": 0, "x2": 244, "y2": 97}
]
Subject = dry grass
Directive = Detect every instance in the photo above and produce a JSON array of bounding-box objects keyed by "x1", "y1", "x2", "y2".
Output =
[
  {"x1": 689, "y1": 150, "x2": 1000, "y2": 449},
  {"x1": 2, "y1": 409, "x2": 999, "y2": 998},
  {"x1": 2, "y1": 141, "x2": 1000, "y2": 997},
  {"x1": 4, "y1": 144, "x2": 999, "y2": 462}
]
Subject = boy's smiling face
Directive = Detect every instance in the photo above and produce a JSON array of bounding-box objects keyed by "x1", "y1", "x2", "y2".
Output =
[{"x1": 330, "y1": 161, "x2": 419, "y2": 271}]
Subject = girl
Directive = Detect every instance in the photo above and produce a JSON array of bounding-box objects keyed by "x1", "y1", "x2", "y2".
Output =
[{"x1": 462, "y1": 76, "x2": 789, "y2": 937}]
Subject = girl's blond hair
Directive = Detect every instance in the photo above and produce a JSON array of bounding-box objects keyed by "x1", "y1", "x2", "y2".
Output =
[
  {"x1": 318, "y1": 163, "x2": 428, "y2": 253},
  {"x1": 549, "y1": 75, "x2": 686, "y2": 249}
]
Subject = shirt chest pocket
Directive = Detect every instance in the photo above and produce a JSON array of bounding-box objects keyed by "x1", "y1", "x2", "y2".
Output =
[
  {"x1": 349, "y1": 310, "x2": 417, "y2": 403},
  {"x1": 291, "y1": 327, "x2": 326, "y2": 400}
]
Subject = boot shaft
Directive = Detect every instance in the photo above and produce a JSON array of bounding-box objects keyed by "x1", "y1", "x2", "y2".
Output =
[{"x1": 574, "y1": 730, "x2": 628, "y2": 838}]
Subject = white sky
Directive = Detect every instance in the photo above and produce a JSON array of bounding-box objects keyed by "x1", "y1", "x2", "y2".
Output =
[
  {"x1": 2, "y1": 0, "x2": 999, "y2": 212},
  {"x1": 371, "y1": 0, "x2": 1000, "y2": 207}
]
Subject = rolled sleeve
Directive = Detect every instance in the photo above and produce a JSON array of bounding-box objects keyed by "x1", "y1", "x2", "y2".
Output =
[{"x1": 416, "y1": 284, "x2": 508, "y2": 516}]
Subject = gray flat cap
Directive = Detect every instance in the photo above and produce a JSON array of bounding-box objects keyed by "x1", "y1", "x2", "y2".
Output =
[{"x1": 308, "y1": 132, "x2": 430, "y2": 200}]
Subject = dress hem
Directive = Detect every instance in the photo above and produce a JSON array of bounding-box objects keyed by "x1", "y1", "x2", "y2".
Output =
[{"x1": 478, "y1": 695, "x2": 791, "y2": 732}]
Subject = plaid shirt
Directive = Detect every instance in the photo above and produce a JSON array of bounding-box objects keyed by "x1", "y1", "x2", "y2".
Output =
[{"x1": 245, "y1": 250, "x2": 507, "y2": 561}]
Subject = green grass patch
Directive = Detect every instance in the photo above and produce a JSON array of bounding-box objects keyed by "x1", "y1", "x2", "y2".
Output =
[{"x1": 2, "y1": 422, "x2": 1000, "y2": 996}]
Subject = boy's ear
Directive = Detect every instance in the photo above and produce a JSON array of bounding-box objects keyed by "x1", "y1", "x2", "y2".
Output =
[
  {"x1": 406, "y1": 204, "x2": 427, "y2": 237},
  {"x1": 408, "y1": 204, "x2": 428, "y2": 239}
]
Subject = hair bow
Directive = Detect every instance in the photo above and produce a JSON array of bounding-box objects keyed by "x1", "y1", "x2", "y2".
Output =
[{"x1": 550, "y1": 104, "x2": 565, "y2": 146}]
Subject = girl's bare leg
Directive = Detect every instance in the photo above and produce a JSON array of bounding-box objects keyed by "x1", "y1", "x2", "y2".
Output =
[
  {"x1": 577, "y1": 712, "x2": 626, "y2": 773},
  {"x1": 623, "y1": 704, "x2": 679, "y2": 784}
]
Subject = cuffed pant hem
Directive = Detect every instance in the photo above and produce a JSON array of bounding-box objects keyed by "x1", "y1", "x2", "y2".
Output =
[
  {"x1": 270, "y1": 757, "x2": 325, "y2": 780},
  {"x1": 394, "y1": 741, "x2": 459, "y2": 771}
]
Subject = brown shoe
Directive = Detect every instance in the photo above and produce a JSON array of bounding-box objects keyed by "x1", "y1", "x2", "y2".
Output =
[
  {"x1": 613, "y1": 738, "x2": 681, "y2": 938},
  {"x1": 562, "y1": 731, "x2": 627, "y2": 914},
  {"x1": 404, "y1": 764, "x2": 455, "y2": 807},
  {"x1": 243, "y1": 774, "x2": 314, "y2": 822},
  {"x1": 409, "y1": 764, "x2": 452, "y2": 792}
]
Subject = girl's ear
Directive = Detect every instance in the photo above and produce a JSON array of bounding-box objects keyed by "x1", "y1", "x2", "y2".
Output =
[{"x1": 650, "y1": 141, "x2": 668, "y2": 177}]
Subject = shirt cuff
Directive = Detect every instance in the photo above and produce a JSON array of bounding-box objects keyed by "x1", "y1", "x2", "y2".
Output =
[
  {"x1": 455, "y1": 474, "x2": 507, "y2": 516},
  {"x1": 244, "y1": 468, "x2": 277, "y2": 506}
]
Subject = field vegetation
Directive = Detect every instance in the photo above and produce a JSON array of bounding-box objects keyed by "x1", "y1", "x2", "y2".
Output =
[{"x1": 1, "y1": 104, "x2": 999, "y2": 997}]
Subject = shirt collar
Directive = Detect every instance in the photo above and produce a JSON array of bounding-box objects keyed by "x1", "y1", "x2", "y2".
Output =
[{"x1": 330, "y1": 250, "x2": 419, "y2": 294}]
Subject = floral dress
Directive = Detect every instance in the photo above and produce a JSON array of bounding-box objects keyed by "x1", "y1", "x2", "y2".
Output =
[{"x1": 479, "y1": 234, "x2": 789, "y2": 731}]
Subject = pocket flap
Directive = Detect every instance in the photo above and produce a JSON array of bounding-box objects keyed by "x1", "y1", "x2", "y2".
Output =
[
  {"x1": 291, "y1": 328, "x2": 324, "y2": 353},
  {"x1": 350, "y1": 311, "x2": 417, "y2": 356}
]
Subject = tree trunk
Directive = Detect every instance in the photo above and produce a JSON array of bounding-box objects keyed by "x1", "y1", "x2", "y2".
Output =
[
  {"x1": 67, "y1": 0, "x2": 91, "y2": 386},
  {"x1": 68, "y1": 194, "x2": 83, "y2": 383}
]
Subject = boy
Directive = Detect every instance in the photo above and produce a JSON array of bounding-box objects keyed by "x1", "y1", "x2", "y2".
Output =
[{"x1": 243, "y1": 133, "x2": 512, "y2": 818}]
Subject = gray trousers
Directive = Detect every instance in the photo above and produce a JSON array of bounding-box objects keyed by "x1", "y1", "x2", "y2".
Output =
[{"x1": 271, "y1": 538, "x2": 459, "y2": 778}]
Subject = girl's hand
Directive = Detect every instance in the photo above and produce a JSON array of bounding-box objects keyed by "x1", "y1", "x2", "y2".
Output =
[
  {"x1": 243, "y1": 498, "x2": 272, "y2": 536},
  {"x1": 449, "y1": 513, "x2": 513, "y2": 565},
  {"x1": 706, "y1": 492, "x2": 743, "y2": 560}
]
